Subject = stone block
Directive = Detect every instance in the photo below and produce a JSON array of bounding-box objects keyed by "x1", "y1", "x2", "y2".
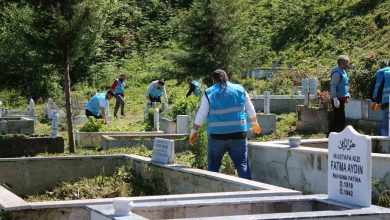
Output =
[
  {"x1": 296, "y1": 105, "x2": 330, "y2": 133},
  {"x1": 0, "y1": 117, "x2": 34, "y2": 135},
  {"x1": 176, "y1": 115, "x2": 190, "y2": 134},
  {"x1": 159, "y1": 117, "x2": 176, "y2": 134},
  {"x1": 257, "y1": 113, "x2": 276, "y2": 135},
  {"x1": 345, "y1": 99, "x2": 364, "y2": 120},
  {"x1": 101, "y1": 134, "x2": 189, "y2": 152},
  {"x1": 0, "y1": 135, "x2": 64, "y2": 157},
  {"x1": 76, "y1": 131, "x2": 164, "y2": 148}
]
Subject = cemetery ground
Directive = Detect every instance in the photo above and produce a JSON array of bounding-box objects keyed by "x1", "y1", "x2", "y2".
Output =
[{"x1": 2, "y1": 78, "x2": 390, "y2": 216}]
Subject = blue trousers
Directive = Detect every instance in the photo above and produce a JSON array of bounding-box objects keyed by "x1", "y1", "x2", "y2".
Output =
[
  {"x1": 207, "y1": 136, "x2": 251, "y2": 179},
  {"x1": 381, "y1": 108, "x2": 389, "y2": 136}
]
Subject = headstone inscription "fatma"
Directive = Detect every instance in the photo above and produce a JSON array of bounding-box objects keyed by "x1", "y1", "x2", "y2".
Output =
[{"x1": 328, "y1": 125, "x2": 372, "y2": 207}]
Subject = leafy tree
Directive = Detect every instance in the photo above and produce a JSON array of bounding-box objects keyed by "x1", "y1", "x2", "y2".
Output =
[
  {"x1": 169, "y1": 0, "x2": 248, "y2": 83},
  {"x1": 31, "y1": 0, "x2": 115, "y2": 152}
]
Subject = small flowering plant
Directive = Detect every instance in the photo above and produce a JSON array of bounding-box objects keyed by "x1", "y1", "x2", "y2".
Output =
[{"x1": 316, "y1": 90, "x2": 331, "y2": 110}]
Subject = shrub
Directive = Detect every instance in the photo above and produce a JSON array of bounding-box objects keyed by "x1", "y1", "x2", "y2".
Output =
[
  {"x1": 170, "y1": 96, "x2": 200, "y2": 121},
  {"x1": 79, "y1": 117, "x2": 106, "y2": 132},
  {"x1": 144, "y1": 104, "x2": 162, "y2": 131},
  {"x1": 191, "y1": 125, "x2": 207, "y2": 169}
]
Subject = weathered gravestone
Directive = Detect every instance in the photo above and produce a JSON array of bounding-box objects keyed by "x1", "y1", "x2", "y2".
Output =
[
  {"x1": 264, "y1": 91, "x2": 270, "y2": 114},
  {"x1": 51, "y1": 111, "x2": 59, "y2": 137},
  {"x1": 328, "y1": 125, "x2": 372, "y2": 207},
  {"x1": 151, "y1": 138, "x2": 174, "y2": 164},
  {"x1": 177, "y1": 115, "x2": 190, "y2": 134},
  {"x1": 28, "y1": 99, "x2": 35, "y2": 117}
]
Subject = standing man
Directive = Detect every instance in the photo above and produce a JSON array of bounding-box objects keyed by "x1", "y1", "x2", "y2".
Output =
[
  {"x1": 85, "y1": 90, "x2": 114, "y2": 124},
  {"x1": 145, "y1": 80, "x2": 168, "y2": 105},
  {"x1": 371, "y1": 59, "x2": 390, "y2": 135},
  {"x1": 189, "y1": 69, "x2": 261, "y2": 180},
  {"x1": 186, "y1": 79, "x2": 202, "y2": 97},
  {"x1": 111, "y1": 73, "x2": 126, "y2": 117},
  {"x1": 329, "y1": 55, "x2": 351, "y2": 134}
]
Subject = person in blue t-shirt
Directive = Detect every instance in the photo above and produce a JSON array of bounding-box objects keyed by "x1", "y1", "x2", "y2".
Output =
[
  {"x1": 111, "y1": 73, "x2": 126, "y2": 117},
  {"x1": 186, "y1": 79, "x2": 202, "y2": 97},
  {"x1": 370, "y1": 59, "x2": 390, "y2": 135},
  {"x1": 145, "y1": 80, "x2": 168, "y2": 106},
  {"x1": 85, "y1": 91, "x2": 114, "y2": 124}
]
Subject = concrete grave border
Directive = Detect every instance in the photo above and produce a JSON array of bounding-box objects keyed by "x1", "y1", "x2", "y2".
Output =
[
  {"x1": 0, "y1": 154, "x2": 300, "y2": 219},
  {"x1": 248, "y1": 138, "x2": 390, "y2": 200}
]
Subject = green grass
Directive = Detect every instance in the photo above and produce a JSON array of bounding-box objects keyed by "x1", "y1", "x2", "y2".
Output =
[
  {"x1": 24, "y1": 166, "x2": 169, "y2": 202},
  {"x1": 252, "y1": 113, "x2": 326, "y2": 142}
]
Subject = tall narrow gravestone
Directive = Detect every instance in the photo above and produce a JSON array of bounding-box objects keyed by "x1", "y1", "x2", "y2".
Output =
[
  {"x1": 151, "y1": 138, "x2": 174, "y2": 164},
  {"x1": 328, "y1": 126, "x2": 372, "y2": 207},
  {"x1": 28, "y1": 99, "x2": 35, "y2": 117},
  {"x1": 51, "y1": 111, "x2": 59, "y2": 137},
  {"x1": 264, "y1": 91, "x2": 270, "y2": 114}
]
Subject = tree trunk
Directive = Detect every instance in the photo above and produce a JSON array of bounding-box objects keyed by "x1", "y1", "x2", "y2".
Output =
[{"x1": 63, "y1": 57, "x2": 76, "y2": 153}]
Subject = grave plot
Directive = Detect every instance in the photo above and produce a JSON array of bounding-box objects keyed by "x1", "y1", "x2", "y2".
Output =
[
  {"x1": 76, "y1": 131, "x2": 164, "y2": 148},
  {"x1": 0, "y1": 135, "x2": 64, "y2": 157},
  {"x1": 101, "y1": 134, "x2": 189, "y2": 152},
  {"x1": 248, "y1": 126, "x2": 390, "y2": 203},
  {"x1": 89, "y1": 194, "x2": 390, "y2": 220},
  {"x1": 0, "y1": 154, "x2": 299, "y2": 219},
  {"x1": 0, "y1": 117, "x2": 35, "y2": 135}
]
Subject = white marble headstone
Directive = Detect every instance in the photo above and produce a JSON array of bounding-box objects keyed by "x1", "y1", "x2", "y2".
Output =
[
  {"x1": 328, "y1": 126, "x2": 371, "y2": 207},
  {"x1": 151, "y1": 138, "x2": 174, "y2": 164},
  {"x1": 153, "y1": 108, "x2": 159, "y2": 131},
  {"x1": 177, "y1": 115, "x2": 190, "y2": 134},
  {"x1": 51, "y1": 111, "x2": 59, "y2": 137},
  {"x1": 28, "y1": 99, "x2": 35, "y2": 117},
  {"x1": 264, "y1": 91, "x2": 270, "y2": 114}
]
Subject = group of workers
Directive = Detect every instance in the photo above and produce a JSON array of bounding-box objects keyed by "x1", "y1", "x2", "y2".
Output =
[
  {"x1": 83, "y1": 55, "x2": 390, "y2": 180},
  {"x1": 84, "y1": 69, "x2": 260, "y2": 180},
  {"x1": 328, "y1": 55, "x2": 390, "y2": 137},
  {"x1": 84, "y1": 75, "x2": 200, "y2": 124}
]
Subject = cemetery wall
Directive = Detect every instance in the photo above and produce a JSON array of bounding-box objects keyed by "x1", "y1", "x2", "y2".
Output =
[
  {"x1": 0, "y1": 117, "x2": 34, "y2": 135},
  {"x1": 101, "y1": 134, "x2": 189, "y2": 152},
  {"x1": 0, "y1": 154, "x2": 295, "y2": 197},
  {"x1": 76, "y1": 131, "x2": 163, "y2": 148},
  {"x1": 159, "y1": 117, "x2": 176, "y2": 134},
  {"x1": 248, "y1": 142, "x2": 390, "y2": 200},
  {"x1": 252, "y1": 95, "x2": 305, "y2": 114}
]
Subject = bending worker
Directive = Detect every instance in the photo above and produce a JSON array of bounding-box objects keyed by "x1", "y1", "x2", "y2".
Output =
[
  {"x1": 371, "y1": 59, "x2": 390, "y2": 136},
  {"x1": 111, "y1": 73, "x2": 126, "y2": 117},
  {"x1": 85, "y1": 90, "x2": 114, "y2": 124},
  {"x1": 186, "y1": 79, "x2": 202, "y2": 97},
  {"x1": 145, "y1": 80, "x2": 168, "y2": 105},
  {"x1": 189, "y1": 69, "x2": 261, "y2": 180},
  {"x1": 329, "y1": 55, "x2": 351, "y2": 134}
]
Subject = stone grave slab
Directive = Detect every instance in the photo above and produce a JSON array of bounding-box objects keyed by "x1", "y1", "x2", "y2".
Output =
[
  {"x1": 328, "y1": 125, "x2": 371, "y2": 207},
  {"x1": 151, "y1": 138, "x2": 174, "y2": 164}
]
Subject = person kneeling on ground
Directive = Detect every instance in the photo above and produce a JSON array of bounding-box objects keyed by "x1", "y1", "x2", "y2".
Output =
[
  {"x1": 145, "y1": 80, "x2": 168, "y2": 106},
  {"x1": 85, "y1": 90, "x2": 114, "y2": 124}
]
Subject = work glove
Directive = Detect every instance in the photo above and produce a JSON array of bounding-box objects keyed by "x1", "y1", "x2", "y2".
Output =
[
  {"x1": 251, "y1": 122, "x2": 261, "y2": 135},
  {"x1": 146, "y1": 99, "x2": 151, "y2": 105},
  {"x1": 371, "y1": 102, "x2": 381, "y2": 112},
  {"x1": 333, "y1": 98, "x2": 340, "y2": 109},
  {"x1": 189, "y1": 128, "x2": 197, "y2": 145}
]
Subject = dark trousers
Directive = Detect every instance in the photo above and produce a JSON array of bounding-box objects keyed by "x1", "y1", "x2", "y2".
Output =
[
  {"x1": 85, "y1": 109, "x2": 102, "y2": 119},
  {"x1": 114, "y1": 93, "x2": 125, "y2": 116},
  {"x1": 329, "y1": 99, "x2": 346, "y2": 133},
  {"x1": 149, "y1": 95, "x2": 161, "y2": 104}
]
